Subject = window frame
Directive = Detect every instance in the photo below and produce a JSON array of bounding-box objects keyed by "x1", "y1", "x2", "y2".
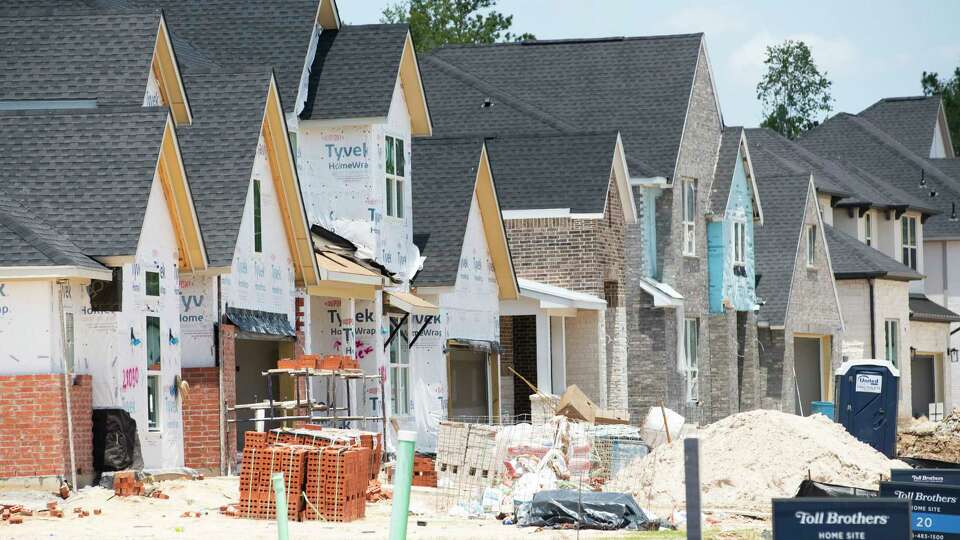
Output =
[
  {"x1": 901, "y1": 216, "x2": 917, "y2": 270},
  {"x1": 253, "y1": 179, "x2": 263, "y2": 253},
  {"x1": 863, "y1": 212, "x2": 873, "y2": 247},
  {"x1": 806, "y1": 224, "x2": 817, "y2": 267},
  {"x1": 146, "y1": 315, "x2": 162, "y2": 432},
  {"x1": 682, "y1": 178, "x2": 697, "y2": 256},
  {"x1": 732, "y1": 220, "x2": 746, "y2": 266},
  {"x1": 388, "y1": 315, "x2": 411, "y2": 416},
  {"x1": 385, "y1": 135, "x2": 405, "y2": 219},
  {"x1": 683, "y1": 318, "x2": 699, "y2": 403},
  {"x1": 884, "y1": 319, "x2": 899, "y2": 366},
  {"x1": 145, "y1": 270, "x2": 160, "y2": 297}
]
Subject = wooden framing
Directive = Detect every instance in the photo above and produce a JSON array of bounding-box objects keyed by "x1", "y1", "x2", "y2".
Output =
[
  {"x1": 260, "y1": 75, "x2": 321, "y2": 289},
  {"x1": 475, "y1": 144, "x2": 519, "y2": 300},
  {"x1": 152, "y1": 16, "x2": 192, "y2": 125},
  {"x1": 398, "y1": 32, "x2": 432, "y2": 137},
  {"x1": 156, "y1": 116, "x2": 207, "y2": 272},
  {"x1": 315, "y1": 0, "x2": 341, "y2": 30}
]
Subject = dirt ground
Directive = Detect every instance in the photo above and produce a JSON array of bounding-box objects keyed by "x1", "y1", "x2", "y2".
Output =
[{"x1": 0, "y1": 476, "x2": 767, "y2": 539}]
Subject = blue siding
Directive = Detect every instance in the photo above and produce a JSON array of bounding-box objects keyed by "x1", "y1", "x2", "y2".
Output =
[
  {"x1": 722, "y1": 148, "x2": 757, "y2": 311},
  {"x1": 707, "y1": 221, "x2": 724, "y2": 313}
]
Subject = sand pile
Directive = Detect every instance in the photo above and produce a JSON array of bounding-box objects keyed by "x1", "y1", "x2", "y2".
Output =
[
  {"x1": 898, "y1": 409, "x2": 960, "y2": 463},
  {"x1": 609, "y1": 409, "x2": 907, "y2": 516}
]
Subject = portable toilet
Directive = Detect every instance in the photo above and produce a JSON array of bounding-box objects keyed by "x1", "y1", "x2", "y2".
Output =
[{"x1": 835, "y1": 359, "x2": 900, "y2": 458}]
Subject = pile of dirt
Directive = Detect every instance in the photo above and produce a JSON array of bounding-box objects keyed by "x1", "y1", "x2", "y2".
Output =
[
  {"x1": 898, "y1": 409, "x2": 960, "y2": 463},
  {"x1": 609, "y1": 409, "x2": 907, "y2": 516}
]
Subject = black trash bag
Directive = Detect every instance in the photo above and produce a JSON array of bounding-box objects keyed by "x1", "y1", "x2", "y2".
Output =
[
  {"x1": 796, "y1": 479, "x2": 878, "y2": 498},
  {"x1": 92, "y1": 408, "x2": 144, "y2": 472},
  {"x1": 518, "y1": 489, "x2": 651, "y2": 530}
]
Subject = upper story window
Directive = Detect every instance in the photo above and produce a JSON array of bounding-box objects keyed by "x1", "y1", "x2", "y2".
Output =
[
  {"x1": 732, "y1": 221, "x2": 746, "y2": 267},
  {"x1": 145, "y1": 271, "x2": 160, "y2": 297},
  {"x1": 385, "y1": 135, "x2": 405, "y2": 219},
  {"x1": 901, "y1": 216, "x2": 917, "y2": 269},
  {"x1": 863, "y1": 213, "x2": 872, "y2": 247},
  {"x1": 806, "y1": 224, "x2": 817, "y2": 267},
  {"x1": 683, "y1": 318, "x2": 699, "y2": 403},
  {"x1": 682, "y1": 178, "x2": 696, "y2": 256},
  {"x1": 253, "y1": 179, "x2": 263, "y2": 253}
]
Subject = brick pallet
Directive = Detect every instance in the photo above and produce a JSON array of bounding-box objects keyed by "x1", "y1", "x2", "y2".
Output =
[
  {"x1": 412, "y1": 454, "x2": 437, "y2": 487},
  {"x1": 238, "y1": 444, "x2": 310, "y2": 520}
]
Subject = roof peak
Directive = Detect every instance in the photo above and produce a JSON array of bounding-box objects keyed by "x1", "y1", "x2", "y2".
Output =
[{"x1": 435, "y1": 32, "x2": 703, "y2": 51}]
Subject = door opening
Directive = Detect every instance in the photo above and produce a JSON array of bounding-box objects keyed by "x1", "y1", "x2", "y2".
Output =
[
  {"x1": 447, "y1": 347, "x2": 491, "y2": 421},
  {"x1": 911, "y1": 354, "x2": 938, "y2": 418},
  {"x1": 794, "y1": 337, "x2": 822, "y2": 416}
]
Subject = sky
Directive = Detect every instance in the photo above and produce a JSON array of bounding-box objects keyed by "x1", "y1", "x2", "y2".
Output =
[{"x1": 339, "y1": 0, "x2": 960, "y2": 127}]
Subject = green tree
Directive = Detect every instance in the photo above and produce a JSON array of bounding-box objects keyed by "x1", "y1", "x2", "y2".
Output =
[
  {"x1": 381, "y1": 0, "x2": 535, "y2": 54},
  {"x1": 756, "y1": 40, "x2": 833, "y2": 139},
  {"x1": 922, "y1": 66, "x2": 960, "y2": 155}
]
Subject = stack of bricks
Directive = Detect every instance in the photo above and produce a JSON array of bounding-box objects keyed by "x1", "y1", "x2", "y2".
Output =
[
  {"x1": 411, "y1": 454, "x2": 437, "y2": 487},
  {"x1": 238, "y1": 442, "x2": 310, "y2": 520},
  {"x1": 303, "y1": 445, "x2": 370, "y2": 522},
  {"x1": 113, "y1": 471, "x2": 144, "y2": 496}
]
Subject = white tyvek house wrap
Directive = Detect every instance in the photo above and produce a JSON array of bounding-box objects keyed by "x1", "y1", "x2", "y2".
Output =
[
  {"x1": 178, "y1": 274, "x2": 217, "y2": 368},
  {"x1": 0, "y1": 281, "x2": 58, "y2": 374},
  {"x1": 75, "y1": 173, "x2": 185, "y2": 468},
  {"x1": 411, "y1": 192, "x2": 501, "y2": 452},
  {"x1": 144, "y1": 68, "x2": 162, "y2": 107},
  {"x1": 297, "y1": 78, "x2": 420, "y2": 279},
  {"x1": 220, "y1": 137, "x2": 297, "y2": 324}
]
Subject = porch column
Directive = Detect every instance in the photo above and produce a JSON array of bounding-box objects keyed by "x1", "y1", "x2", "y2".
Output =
[
  {"x1": 535, "y1": 313, "x2": 552, "y2": 394},
  {"x1": 550, "y1": 316, "x2": 566, "y2": 392}
]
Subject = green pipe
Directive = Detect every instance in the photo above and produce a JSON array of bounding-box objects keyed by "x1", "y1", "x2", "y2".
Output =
[
  {"x1": 271, "y1": 472, "x2": 290, "y2": 540},
  {"x1": 389, "y1": 430, "x2": 417, "y2": 540}
]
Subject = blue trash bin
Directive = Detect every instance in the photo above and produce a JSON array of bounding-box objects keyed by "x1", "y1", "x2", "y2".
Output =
[{"x1": 810, "y1": 401, "x2": 835, "y2": 420}]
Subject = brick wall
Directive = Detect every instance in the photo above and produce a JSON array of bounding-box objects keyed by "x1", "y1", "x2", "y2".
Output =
[
  {"x1": 498, "y1": 316, "x2": 515, "y2": 417},
  {"x1": 0, "y1": 374, "x2": 92, "y2": 481},
  {"x1": 565, "y1": 311, "x2": 607, "y2": 405},
  {"x1": 182, "y1": 367, "x2": 221, "y2": 471},
  {"x1": 220, "y1": 323, "x2": 238, "y2": 471},
  {"x1": 511, "y1": 316, "x2": 536, "y2": 417}
]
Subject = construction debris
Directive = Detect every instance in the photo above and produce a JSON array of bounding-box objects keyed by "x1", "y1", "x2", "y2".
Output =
[
  {"x1": 610, "y1": 409, "x2": 908, "y2": 516},
  {"x1": 113, "y1": 471, "x2": 145, "y2": 497},
  {"x1": 898, "y1": 410, "x2": 960, "y2": 463}
]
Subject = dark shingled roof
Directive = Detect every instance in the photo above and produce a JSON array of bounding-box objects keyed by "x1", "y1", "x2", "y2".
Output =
[
  {"x1": 800, "y1": 113, "x2": 960, "y2": 239},
  {"x1": 0, "y1": 107, "x2": 169, "y2": 258},
  {"x1": 482, "y1": 132, "x2": 620, "y2": 213},
  {"x1": 909, "y1": 293, "x2": 960, "y2": 323},
  {"x1": 825, "y1": 225, "x2": 922, "y2": 281},
  {"x1": 422, "y1": 34, "x2": 705, "y2": 179},
  {"x1": 859, "y1": 96, "x2": 948, "y2": 157},
  {"x1": 709, "y1": 126, "x2": 743, "y2": 214},
  {"x1": 176, "y1": 69, "x2": 272, "y2": 267},
  {"x1": 754, "y1": 174, "x2": 812, "y2": 326},
  {"x1": 0, "y1": 193, "x2": 107, "y2": 271},
  {"x1": 0, "y1": 11, "x2": 160, "y2": 104},
  {"x1": 301, "y1": 24, "x2": 410, "y2": 120},
  {"x1": 411, "y1": 137, "x2": 486, "y2": 287}
]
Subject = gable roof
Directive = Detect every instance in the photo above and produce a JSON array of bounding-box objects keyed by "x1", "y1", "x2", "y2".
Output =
[
  {"x1": 481, "y1": 132, "x2": 636, "y2": 221},
  {"x1": 0, "y1": 107, "x2": 178, "y2": 259},
  {"x1": 710, "y1": 126, "x2": 763, "y2": 222},
  {"x1": 0, "y1": 10, "x2": 160, "y2": 105},
  {"x1": 422, "y1": 33, "x2": 705, "y2": 179},
  {"x1": 412, "y1": 138, "x2": 517, "y2": 298},
  {"x1": 824, "y1": 225, "x2": 922, "y2": 281},
  {"x1": 0, "y1": 193, "x2": 110, "y2": 279},
  {"x1": 859, "y1": 96, "x2": 953, "y2": 158},
  {"x1": 800, "y1": 113, "x2": 960, "y2": 239},
  {"x1": 909, "y1": 293, "x2": 960, "y2": 323},
  {"x1": 300, "y1": 24, "x2": 409, "y2": 121},
  {"x1": 754, "y1": 174, "x2": 815, "y2": 326}
]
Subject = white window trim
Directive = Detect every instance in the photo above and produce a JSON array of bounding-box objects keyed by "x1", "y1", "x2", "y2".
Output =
[
  {"x1": 385, "y1": 135, "x2": 405, "y2": 219},
  {"x1": 682, "y1": 178, "x2": 696, "y2": 256},
  {"x1": 805, "y1": 224, "x2": 817, "y2": 268},
  {"x1": 684, "y1": 318, "x2": 699, "y2": 403},
  {"x1": 884, "y1": 319, "x2": 899, "y2": 366},
  {"x1": 146, "y1": 315, "x2": 162, "y2": 433},
  {"x1": 388, "y1": 316, "x2": 411, "y2": 416},
  {"x1": 863, "y1": 212, "x2": 873, "y2": 247},
  {"x1": 901, "y1": 216, "x2": 918, "y2": 270},
  {"x1": 732, "y1": 220, "x2": 746, "y2": 266}
]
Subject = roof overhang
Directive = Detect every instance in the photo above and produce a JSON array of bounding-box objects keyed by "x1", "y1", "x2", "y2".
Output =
[
  {"x1": 153, "y1": 14, "x2": 192, "y2": 125},
  {"x1": 261, "y1": 74, "x2": 321, "y2": 289},
  {"x1": 156, "y1": 114, "x2": 208, "y2": 272},
  {"x1": 636, "y1": 276, "x2": 684, "y2": 308},
  {"x1": 476, "y1": 143, "x2": 519, "y2": 300},
  {"x1": 738, "y1": 130, "x2": 764, "y2": 225},
  {"x1": 611, "y1": 133, "x2": 639, "y2": 224},
  {"x1": 399, "y1": 31, "x2": 432, "y2": 137},
  {"x1": 0, "y1": 265, "x2": 113, "y2": 281},
  {"x1": 513, "y1": 278, "x2": 607, "y2": 312},
  {"x1": 315, "y1": 0, "x2": 341, "y2": 30},
  {"x1": 384, "y1": 290, "x2": 439, "y2": 316}
]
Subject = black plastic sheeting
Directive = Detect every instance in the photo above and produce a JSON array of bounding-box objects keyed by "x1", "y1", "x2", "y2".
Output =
[
  {"x1": 518, "y1": 489, "x2": 652, "y2": 530},
  {"x1": 92, "y1": 408, "x2": 143, "y2": 473},
  {"x1": 225, "y1": 306, "x2": 295, "y2": 337},
  {"x1": 900, "y1": 456, "x2": 960, "y2": 469},
  {"x1": 795, "y1": 479, "x2": 878, "y2": 498}
]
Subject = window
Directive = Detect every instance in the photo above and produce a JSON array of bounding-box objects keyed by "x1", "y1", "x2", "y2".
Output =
[
  {"x1": 806, "y1": 225, "x2": 817, "y2": 267},
  {"x1": 733, "y1": 221, "x2": 746, "y2": 266},
  {"x1": 253, "y1": 179, "x2": 263, "y2": 253},
  {"x1": 388, "y1": 316, "x2": 410, "y2": 415},
  {"x1": 863, "y1": 213, "x2": 873, "y2": 247},
  {"x1": 885, "y1": 319, "x2": 899, "y2": 366},
  {"x1": 682, "y1": 178, "x2": 696, "y2": 255},
  {"x1": 146, "y1": 315, "x2": 162, "y2": 431},
  {"x1": 901, "y1": 216, "x2": 917, "y2": 270},
  {"x1": 385, "y1": 135, "x2": 405, "y2": 218},
  {"x1": 684, "y1": 318, "x2": 699, "y2": 402},
  {"x1": 145, "y1": 271, "x2": 160, "y2": 297}
]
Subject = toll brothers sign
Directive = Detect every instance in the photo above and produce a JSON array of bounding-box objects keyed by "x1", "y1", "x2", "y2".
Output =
[
  {"x1": 772, "y1": 498, "x2": 911, "y2": 539},
  {"x1": 881, "y1": 480, "x2": 960, "y2": 539}
]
